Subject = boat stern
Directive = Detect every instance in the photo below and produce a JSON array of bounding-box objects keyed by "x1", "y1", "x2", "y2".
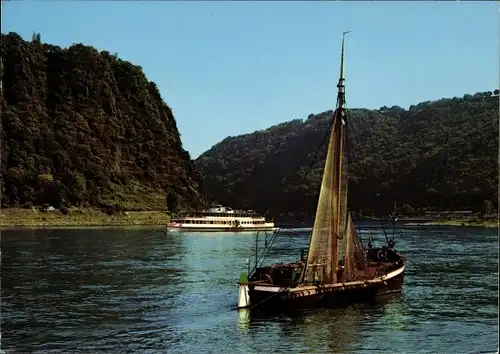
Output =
[
  {"x1": 166, "y1": 222, "x2": 182, "y2": 232},
  {"x1": 238, "y1": 284, "x2": 251, "y2": 309}
]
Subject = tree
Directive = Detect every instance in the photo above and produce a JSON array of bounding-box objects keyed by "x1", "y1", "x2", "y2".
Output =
[
  {"x1": 195, "y1": 90, "x2": 498, "y2": 215},
  {"x1": 1, "y1": 32, "x2": 204, "y2": 210},
  {"x1": 31, "y1": 31, "x2": 41, "y2": 43},
  {"x1": 401, "y1": 204, "x2": 415, "y2": 216},
  {"x1": 167, "y1": 191, "x2": 179, "y2": 214},
  {"x1": 484, "y1": 200, "x2": 493, "y2": 215}
]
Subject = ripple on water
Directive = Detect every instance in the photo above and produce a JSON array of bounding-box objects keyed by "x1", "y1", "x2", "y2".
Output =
[{"x1": 1, "y1": 225, "x2": 498, "y2": 353}]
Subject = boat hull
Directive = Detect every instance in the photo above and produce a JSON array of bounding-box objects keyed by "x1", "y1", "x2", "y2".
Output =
[
  {"x1": 167, "y1": 225, "x2": 278, "y2": 233},
  {"x1": 240, "y1": 260, "x2": 405, "y2": 310}
]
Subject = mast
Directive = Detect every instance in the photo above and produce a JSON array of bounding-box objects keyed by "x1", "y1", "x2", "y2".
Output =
[
  {"x1": 337, "y1": 31, "x2": 350, "y2": 112},
  {"x1": 299, "y1": 32, "x2": 351, "y2": 285},
  {"x1": 331, "y1": 31, "x2": 350, "y2": 283}
]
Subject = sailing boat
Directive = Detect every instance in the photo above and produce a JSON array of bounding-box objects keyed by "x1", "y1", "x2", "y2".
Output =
[{"x1": 237, "y1": 33, "x2": 406, "y2": 310}]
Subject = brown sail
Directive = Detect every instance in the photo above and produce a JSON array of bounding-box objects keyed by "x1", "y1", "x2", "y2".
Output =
[{"x1": 341, "y1": 214, "x2": 366, "y2": 282}]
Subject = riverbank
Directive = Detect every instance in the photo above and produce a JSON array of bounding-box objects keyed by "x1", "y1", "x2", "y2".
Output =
[
  {"x1": 422, "y1": 219, "x2": 498, "y2": 228},
  {"x1": 361, "y1": 217, "x2": 498, "y2": 228},
  {"x1": 0, "y1": 208, "x2": 170, "y2": 229}
]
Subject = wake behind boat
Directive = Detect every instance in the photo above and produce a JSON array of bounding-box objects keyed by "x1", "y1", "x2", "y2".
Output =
[
  {"x1": 237, "y1": 32, "x2": 406, "y2": 311},
  {"x1": 167, "y1": 204, "x2": 277, "y2": 232}
]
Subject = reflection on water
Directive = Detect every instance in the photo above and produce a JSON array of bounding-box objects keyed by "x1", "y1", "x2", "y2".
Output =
[
  {"x1": 237, "y1": 309, "x2": 251, "y2": 333},
  {"x1": 235, "y1": 295, "x2": 409, "y2": 353},
  {"x1": 1, "y1": 224, "x2": 498, "y2": 353}
]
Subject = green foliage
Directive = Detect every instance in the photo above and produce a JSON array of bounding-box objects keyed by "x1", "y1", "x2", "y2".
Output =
[
  {"x1": 401, "y1": 204, "x2": 415, "y2": 216},
  {"x1": 32, "y1": 31, "x2": 41, "y2": 43},
  {"x1": 196, "y1": 92, "x2": 498, "y2": 215},
  {"x1": 22, "y1": 201, "x2": 33, "y2": 209},
  {"x1": 1, "y1": 32, "x2": 204, "y2": 210},
  {"x1": 60, "y1": 206, "x2": 69, "y2": 215},
  {"x1": 483, "y1": 200, "x2": 494, "y2": 215},
  {"x1": 166, "y1": 191, "x2": 179, "y2": 213},
  {"x1": 38, "y1": 173, "x2": 54, "y2": 184}
]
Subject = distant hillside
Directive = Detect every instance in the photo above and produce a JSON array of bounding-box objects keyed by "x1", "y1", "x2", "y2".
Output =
[
  {"x1": 1, "y1": 32, "x2": 204, "y2": 210},
  {"x1": 196, "y1": 91, "x2": 499, "y2": 216}
]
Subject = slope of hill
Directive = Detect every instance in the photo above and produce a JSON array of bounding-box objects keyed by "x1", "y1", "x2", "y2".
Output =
[
  {"x1": 1, "y1": 32, "x2": 204, "y2": 211},
  {"x1": 196, "y1": 92, "x2": 499, "y2": 216}
]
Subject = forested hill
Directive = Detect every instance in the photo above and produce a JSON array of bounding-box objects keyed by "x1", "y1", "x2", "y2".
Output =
[
  {"x1": 196, "y1": 91, "x2": 499, "y2": 216},
  {"x1": 1, "y1": 32, "x2": 204, "y2": 210}
]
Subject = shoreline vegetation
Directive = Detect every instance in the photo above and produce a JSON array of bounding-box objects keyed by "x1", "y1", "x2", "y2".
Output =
[
  {"x1": 0, "y1": 208, "x2": 171, "y2": 229},
  {"x1": 196, "y1": 92, "x2": 498, "y2": 218},
  {"x1": 358, "y1": 216, "x2": 497, "y2": 228},
  {"x1": 362, "y1": 217, "x2": 497, "y2": 228},
  {"x1": 1, "y1": 33, "x2": 205, "y2": 217},
  {"x1": 420, "y1": 219, "x2": 498, "y2": 228},
  {"x1": 0, "y1": 208, "x2": 497, "y2": 229}
]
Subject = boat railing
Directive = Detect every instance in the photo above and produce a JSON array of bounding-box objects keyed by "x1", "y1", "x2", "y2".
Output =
[
  {"x1": 245, "y1": 229, "x2": 308, "y2": 281},
  {"x1": 178, "y1": 212, "x2": 268, "y2": 219},
  {"x1": 246, "y1": 230, "x2": 280, "y2": 277}
]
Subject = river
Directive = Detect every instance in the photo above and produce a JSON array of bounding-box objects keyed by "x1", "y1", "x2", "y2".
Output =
[{"x1": 1, "y1": 223, "x2": 498, "y2": 353}]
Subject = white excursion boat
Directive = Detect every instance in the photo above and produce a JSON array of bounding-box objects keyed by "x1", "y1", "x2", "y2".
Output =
[{"x1": 166, "y1": 204, "x2": 277, "y2": 232}]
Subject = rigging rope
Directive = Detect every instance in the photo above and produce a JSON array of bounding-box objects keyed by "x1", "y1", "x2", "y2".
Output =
[
  {"x1": 257, "y1": 108, "x2": 395, "y2": 274},
  {"x1": 271, "y1": 115, "x2": 334, "y2": 235},
  {"x1": 247, "y1": 230, "x2": 280, "y2": 276},
  {"x1": 346, "y1": 109, "x2": 390, "y2": 243},
  {"x1": 295, "y1": 116, "x2": 335, "y2": 191},
  {"x1": 280, "y1": 115, "x2": 335, "y2": 218},
  {"x1": 237, "y1": 284, "x2": 291, "y2": 311}
]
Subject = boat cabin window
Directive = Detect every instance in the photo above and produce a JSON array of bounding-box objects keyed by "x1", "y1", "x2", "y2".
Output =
[{"x1": 176, "y1": 218, "x2": 268, "y2": 225}]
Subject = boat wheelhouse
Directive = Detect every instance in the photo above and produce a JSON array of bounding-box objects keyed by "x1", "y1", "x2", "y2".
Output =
[{"x1": 167, "y1": 204, "x2": 277, "y2": 232}]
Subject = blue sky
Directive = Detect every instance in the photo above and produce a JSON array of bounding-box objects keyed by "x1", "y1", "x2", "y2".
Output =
[{"x1": 2, "y1": 1, "x2": 498, "y2": 158}]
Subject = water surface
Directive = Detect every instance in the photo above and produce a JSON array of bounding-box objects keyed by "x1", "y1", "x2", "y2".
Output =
[{"x1": 1, "y1": 224, "x2": 498, "y2": 353}]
